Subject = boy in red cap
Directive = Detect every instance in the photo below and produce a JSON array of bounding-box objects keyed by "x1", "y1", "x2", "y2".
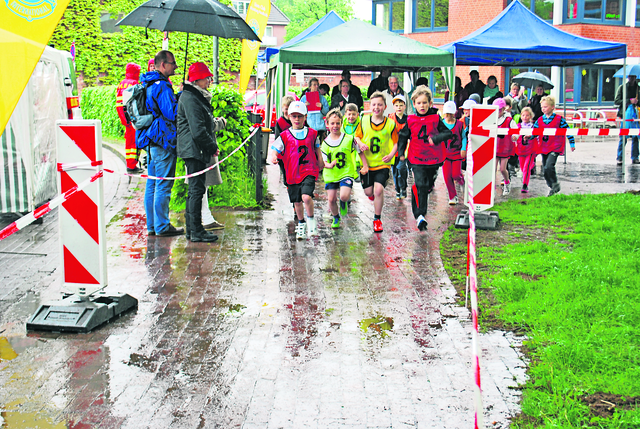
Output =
[{"x1": 116, "y1": 62, "x2": 143, "y2": 173}]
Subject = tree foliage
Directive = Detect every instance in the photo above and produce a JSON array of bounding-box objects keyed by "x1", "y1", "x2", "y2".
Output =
[
  {"x1": 49, "y1": 0, "x2": 242, "y2": 87},
  {"x1": 274, "y1": 0, "x2": 354, "y2": 42}
]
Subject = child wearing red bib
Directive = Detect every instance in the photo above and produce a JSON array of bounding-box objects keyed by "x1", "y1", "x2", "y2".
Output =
[
  {"x1": 534, "y1": 96, "x2": 575, "y2": 196},
  {"x1": 397, "y1": 86, "x2": 453, "y2": 231},
  {"x1": 493, "y1": 98, "x2": 518, "y2": 196},
  {"x1": 270, "y1": 101, "x2": 325, "y2": 240},
  {"x1": 441, "y1": 101, "x2": 465, "y2": 205},
  {"x1": 515, "y1": 107, "x2": 537, "y2": 193}
]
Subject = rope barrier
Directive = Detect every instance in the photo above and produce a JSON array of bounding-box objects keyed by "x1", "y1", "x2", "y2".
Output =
[{"x1": 0, "y1": 126, "x2": 261, "y2": 241}]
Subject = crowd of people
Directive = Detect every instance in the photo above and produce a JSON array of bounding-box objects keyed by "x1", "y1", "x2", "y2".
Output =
[{"x1": 117, "y1": 53, "x2": 634, "y2": 241}]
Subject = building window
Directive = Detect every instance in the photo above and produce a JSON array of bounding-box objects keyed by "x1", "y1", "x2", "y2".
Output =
[
  {"x1": 563, "y1": 0, "x2": 624, "y2": 24},
  {"x1": 512, "y1": 0, "x2": 554, "y2": 21},
  {"x1": 415, "y1": 0, "x2": 448, "y2": 31},
  {"x1": 264, "y1": 26, "x2": 273, "y2": 37},
  {"x1": 374, "y1": 1, "x2": 405, "y2": 32},
  {"x1": 637, "y1": 1, "x2": 640, "y2": 24},
  {"x1": 100, "y1": 12, "x2": 123, "y2": 33},
  {"x1": 233, "y1": 1, "x2": 250, "y2": 15}
]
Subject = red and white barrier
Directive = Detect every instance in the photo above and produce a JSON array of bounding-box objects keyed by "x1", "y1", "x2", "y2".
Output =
[
  {"x1": 465, "y1": 106, "x2": 488, "y2": 429},
  {"x1": 464, "y1": 105, "x2": 499, "y2": 211},
  {"x1": 497, "y1": 127, "x2": 640, "y2": 137},
  {"x1": 57, "y1": 121, "x2": 108, "y2": 297}
]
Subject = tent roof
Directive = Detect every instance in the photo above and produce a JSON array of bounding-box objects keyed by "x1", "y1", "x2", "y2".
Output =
[
  {"x1": 258, "y1": 10, "x2": 345, "y2": 63},
  {"x1": 276, "y1": 19, "x2": 453, "y2": 72},
  {"x1": 440, "y1": 0, "x2": 626, "y2": 66}
]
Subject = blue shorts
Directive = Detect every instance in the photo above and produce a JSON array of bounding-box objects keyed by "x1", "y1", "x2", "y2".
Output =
[{"x1": 325, "y1": 177, "x2": 354, "y2": 190}]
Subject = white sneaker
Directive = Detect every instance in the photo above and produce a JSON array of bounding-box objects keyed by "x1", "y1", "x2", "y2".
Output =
[
  {"x1": 503, "y1": 183, "x2": 511, "y2": 196},
  {"x1": 448, "y1": 196, "x2": 458, "y2": 205},
  {"x1": 296, "y1": 223, "x2": 306, "y2": 240},
  {"x1": 307, "y1": 217, "x2": 318, "y2": 237}
]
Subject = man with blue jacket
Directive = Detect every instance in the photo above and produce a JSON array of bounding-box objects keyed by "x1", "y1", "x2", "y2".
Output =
[{"x1": 137, "y1": 50, "x2": 184, "y2": 237}]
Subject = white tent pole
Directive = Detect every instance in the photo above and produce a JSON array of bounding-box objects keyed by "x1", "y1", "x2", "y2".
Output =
[{"x1": 622, "y1": 55, "x2": 627, "y2": 182}]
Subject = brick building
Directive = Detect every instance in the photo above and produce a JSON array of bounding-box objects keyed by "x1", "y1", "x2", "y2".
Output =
[{"x1": 372, "y1": 0, "x2": 640, "y2": 107}]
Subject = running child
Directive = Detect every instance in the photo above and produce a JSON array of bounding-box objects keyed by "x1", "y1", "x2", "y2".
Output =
[
  {"x1": 342, "y1": 103, "x2": 363, "y2": 181},
  {"x1": 354, "y1": 91, "x2": 398, "y2": 233},
  {"x1": 388, "y1": 94, "x2": 408, "y2": 199},
  {"x1": 397, "y1": 85, "x2": 453, "y2": 231},
  {"x1": 441, "y1": 101, "x2": 465, "y2": 205},
  {"x1": 321, "y1": 109, "x2": 367, "y2": 229},
  {"x1": 269, "y1": 101, "x2": 325, "y2": 239},
  {"x1": 515, "y1": 107, "x2": 537, "y2": 193},
  {"x1": 493, "y1": 98, "x2": 518, "y2": 196},
  {"x1": 274, "y1": 95, "x2": 294, "y2": 139},
  {"x1": 534, "y1": 96, "x2": 575, "y2": 196}
]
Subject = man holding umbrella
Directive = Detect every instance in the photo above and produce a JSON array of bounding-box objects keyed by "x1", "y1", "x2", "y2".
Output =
[
  {"x1": 137, "y1": 50, "x2": 184, "y2": 237},
  {"x1": 614, "y1": 73, "x2": 639, "y2": 165}
]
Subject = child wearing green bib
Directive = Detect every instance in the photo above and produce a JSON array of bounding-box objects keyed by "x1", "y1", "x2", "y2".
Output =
[{"x1": 322, "y1": 109, "x2": 367, "y2": 229}]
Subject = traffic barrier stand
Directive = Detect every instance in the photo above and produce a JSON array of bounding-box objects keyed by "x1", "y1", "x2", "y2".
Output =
[
  {"x1": 456, "y1": 105, "x2": 500, "y2": 231},
  {"x1": 26, "y1": 120, "x2": 138, "y2": 333}
]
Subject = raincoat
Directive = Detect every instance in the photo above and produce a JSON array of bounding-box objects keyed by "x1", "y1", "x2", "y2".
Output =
[{"x1": 136, "y1": 71, "x2": 178, "y2": 152}]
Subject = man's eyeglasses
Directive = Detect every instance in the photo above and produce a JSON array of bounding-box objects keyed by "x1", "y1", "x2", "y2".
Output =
[{"x1": 165, "y1": 61, "x2": 177, "y2": 66}]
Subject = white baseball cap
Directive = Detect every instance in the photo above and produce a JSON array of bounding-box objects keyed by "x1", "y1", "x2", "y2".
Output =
[
  {"x1": 461, "y1": 99, "x2": 477, "y2": 110},
  {"x1": 392, "y1": 94, "x2": 406, "y2": 105},
  {"x1": 443, "y1": 101, "x2": 457, "y2": 114},
  {"x1": 288, "y1": 100, "x2": 307, "y2": 115}
]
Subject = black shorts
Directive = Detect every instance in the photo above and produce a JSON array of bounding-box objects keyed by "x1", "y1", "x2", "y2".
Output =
[
  {"x1": 287, "y1": 175, "x2": 315, "y2": 203},
  {"x1": 360, "y1": 168, "x2": 390, "y2": 189}
]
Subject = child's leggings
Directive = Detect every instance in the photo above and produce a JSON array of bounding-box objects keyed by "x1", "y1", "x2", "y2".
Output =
[
  {"x1": 518, "y1": 154, "x2": 536, "y2": 186},
  {"x1": 409, "y1": 164, "x2": 439, "y2": 219},
  {"x1": 442, "y1": 159, "x2": 464, "y2": 199}
]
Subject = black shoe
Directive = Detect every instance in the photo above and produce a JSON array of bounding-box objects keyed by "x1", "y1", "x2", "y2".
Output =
[
  {"x1": 191, "y1": 230, "x2": 218, "y2": 242},
  {"x1": 127, "y1": 167, "x2": 144, "y2": 174},
  {"x1": 156, "y1": 225, "x2": 185, "y2": 237},
  {"x1": 633, "y1": 160, "x2": 640, "y2": 165},
  {"x1": 617, "y1": 160, "x2": 623, "y2": 166}
]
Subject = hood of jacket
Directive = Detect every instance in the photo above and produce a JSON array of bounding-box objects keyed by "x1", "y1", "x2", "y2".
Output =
[{"x1": 125, "y1": 63, "x2": 141, "y2": 81}]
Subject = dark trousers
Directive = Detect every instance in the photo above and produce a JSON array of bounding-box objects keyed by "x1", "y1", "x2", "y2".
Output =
[
  {"x1": 184, "y1": 158, "x2": 206, "y2": 233},
  {"x1": 541, "y1": 152, "x2": 559, "y2": 188},
  {"x1": 409, "y1": 163, "x2": 439, "y2": 219}
]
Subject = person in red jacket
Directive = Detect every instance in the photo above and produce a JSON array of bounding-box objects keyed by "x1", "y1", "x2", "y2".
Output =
[{"x1": 116, "y1": 62, "x2": 143, "y2": 173}]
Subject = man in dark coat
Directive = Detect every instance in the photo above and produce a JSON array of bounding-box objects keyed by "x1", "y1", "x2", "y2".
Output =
[
  {"x1": 367, "y1": 68, "x2": 391, "y2": 97},
  {"x1": 463, "y1": 70, "x2": 485, "y2": 100}
]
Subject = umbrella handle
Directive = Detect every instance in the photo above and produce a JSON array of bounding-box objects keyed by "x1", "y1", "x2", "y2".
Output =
[{"x1": 183, "y1": 33, "x2": 189, "y2": 84}]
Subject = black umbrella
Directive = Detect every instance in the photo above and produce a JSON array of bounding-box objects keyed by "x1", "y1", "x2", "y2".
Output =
[{"x1": 117, "y1": 0, "x2": 260, "y2": 81}]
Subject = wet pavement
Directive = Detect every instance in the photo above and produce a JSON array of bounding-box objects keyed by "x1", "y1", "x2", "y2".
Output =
[{"x1": 1, "y1": 137, "x2": 639, "y2": 428}]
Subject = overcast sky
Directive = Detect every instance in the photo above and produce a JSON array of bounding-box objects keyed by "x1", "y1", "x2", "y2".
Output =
[{"x1": 352, "y1": 0, "x2": 372, "y2": 21}]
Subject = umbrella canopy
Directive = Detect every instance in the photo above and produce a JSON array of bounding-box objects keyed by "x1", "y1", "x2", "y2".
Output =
[
  {"x1": 116, "y1": 0, "x2": 260, "y2": 41},
  {"x1": 512, "y1": 71, "x2": 554, "y2": 90},
  {"x1": 613, "y1": 64, "x2": 640, "y2": 78}
]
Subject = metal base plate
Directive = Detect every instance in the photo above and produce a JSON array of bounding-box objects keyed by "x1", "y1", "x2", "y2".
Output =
[
  {"x1": 454, "y1": 210, "x2": 500, "y2": 231},
  {"x1": 26, "y1": 293, "x2": 138, "y2": 333}
]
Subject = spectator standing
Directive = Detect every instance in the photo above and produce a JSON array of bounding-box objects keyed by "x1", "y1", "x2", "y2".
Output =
[
  {"x1": 614, "y1": 74, "x2": 639, "y2": 165},
  {"x1": 504, "y1": 82, "x2": 527, "y2": 119},
  {"x1": 138, "y1": 50, "x2": 183, "y2": 237},
  {"x1": 367, "y1": 68, "x2": 391, "y2": 97},
  {"x1": 177, "y1": 62, "x2": 227, "y2": 243},
  {"x1": 444, "y1": 76, "x2": 468, "y2": 119},
  {"x1": 330, "y1": 79, "x2": 354, "y2": 113},
  {"x1": 301, "y1": 78, "x2": 329, "y2": 141},
  {"x1": 528, "y1": 84, "x2": 546, "y2": 121},
  {"x1": 331, "y1": 70, "x2": 363, "y2": 111},
  {"x1": 382, "y1": 76, "x2": 406, "y2": 116},
  {"x1": 483, "y1": 75, "x2": 504, "y2": 105},
  {"x1": 115, "y1": 62, "x2": 143, "y2": 173},
  {"x1": 464, "y1": 70, "x2": 485, "y2": 100},
  {"x1": 147, "y1": 58, "x2": 155, "y2": 72}
]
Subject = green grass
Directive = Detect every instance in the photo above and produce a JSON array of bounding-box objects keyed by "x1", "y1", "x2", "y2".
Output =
[{"x1": 441, "y1": 193, "x2": 640, "y2": 428}]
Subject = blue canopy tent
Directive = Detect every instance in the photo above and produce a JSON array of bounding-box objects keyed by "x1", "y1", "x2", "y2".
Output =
[
  {"x1": 258, "y1": 10, "x2": 345, "y2": 64},
  {"x1": 439, "y1": 0, "x2": 626, "y2": 67}
]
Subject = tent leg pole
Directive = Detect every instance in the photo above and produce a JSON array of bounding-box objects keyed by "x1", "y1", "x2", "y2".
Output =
[{"x1": 563, "y1": 66, "x2": 567, "y2": 165}]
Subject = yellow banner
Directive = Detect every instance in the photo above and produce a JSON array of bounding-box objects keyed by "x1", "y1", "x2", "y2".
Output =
[
  {"x1": 0, "y1": 0, "x2": 70, "y2": 134},
  {"x1": 238, "y1": 0, "x2": 270, "y2": 95}
]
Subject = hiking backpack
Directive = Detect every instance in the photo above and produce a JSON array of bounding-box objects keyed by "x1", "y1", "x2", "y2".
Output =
[{"x1": 123, "y1": 83, "x2": 154, "y2": 130}]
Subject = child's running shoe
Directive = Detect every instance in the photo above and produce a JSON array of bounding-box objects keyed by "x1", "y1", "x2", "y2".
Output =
[
  {"x1": 448, "y1": 196, "x2": 458, "y2": 205},
  {"x1": 502, "y1": 182, "x2": 511, "y2": 195},
  {"x1": 331, "y1": 217, "x2": 340, "y2": 229},
  {"x1": 521, "y1": 183, "x2": 528, "y2": 193},
  {"x1": 295, "y1": 223, "x2": 306, "y2": 240},
  {"x1": 339, "y1": 202, "x2": 348, "y2": 218},
  {"x1": 373, "y1": 219, "x2": 383, "y2": 233},
  {"x1": 417, "y1": 215, "x2": 428, "y2": 231},
  {"x1": 401, "y1": 190, "x2": 407, "y2": 199},
  {"x1": 307, "y1": 217, "x2": 318, "y2": 237},
  {"x1": 548, "y1": 183, "x2": 561, "y2": 196},
  {"x1": 368, "y1": 194, "x2": 375, "y2": 201},
  {"x1": 396, "y1": 192, "x2": 401, "y2": 200}
]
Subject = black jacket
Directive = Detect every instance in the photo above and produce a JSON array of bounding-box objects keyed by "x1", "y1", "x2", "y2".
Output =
[
  {"x1": 177, "y1": 83, "x2": 225, "y2": 163},
  {"x1": 614, "y1": 81, "x2": 640, "y2": 118},
  {"x1": 331, "y1": 83, "x2": 363, "y2": 111}
]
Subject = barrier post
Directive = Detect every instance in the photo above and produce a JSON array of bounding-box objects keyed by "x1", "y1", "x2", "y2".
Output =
[{"x1": 27, "y1": 120, "x2": 137, "y2": 332}]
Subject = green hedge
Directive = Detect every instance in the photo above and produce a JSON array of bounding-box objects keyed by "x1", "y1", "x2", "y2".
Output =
[
  {"x1": 80, "y1": 85, "x2": 124, "y2": 139},
  {"x1": 170, "y1": 85, "x2": 258, "y2": 210}
]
